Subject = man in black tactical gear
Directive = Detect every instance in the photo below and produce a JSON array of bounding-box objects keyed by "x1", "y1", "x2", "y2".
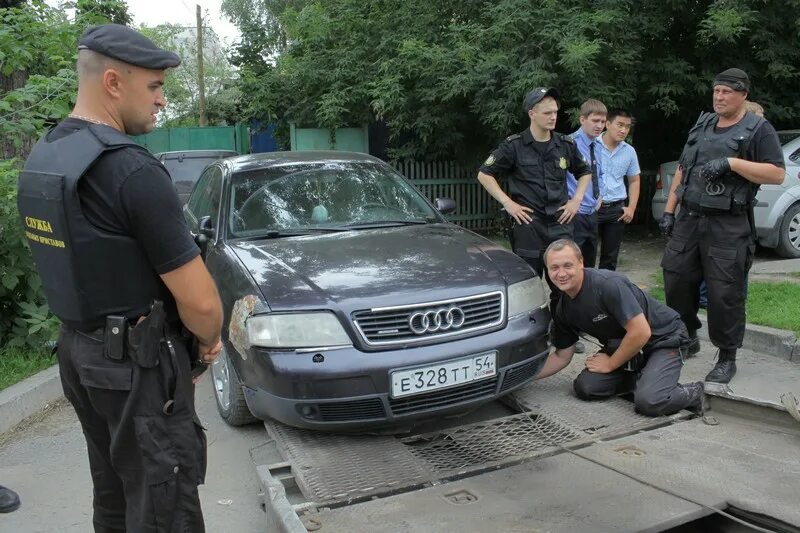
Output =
[
  {"x1": 17, "y1": 24, "x2": 223, "y2": 532},
  {"x1": 537, "y1": 240, "x2": 705, "y2": 417},
  {"x1": 477, "y1": 87, "x2": 592, "y2": 319},
  {"x1": 659, "y1": 68, "x2": 784, "y2": 384}
]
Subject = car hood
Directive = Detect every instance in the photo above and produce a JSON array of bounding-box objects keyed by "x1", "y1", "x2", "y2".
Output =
[{"x1": 229, "y1": 224, "x2": 532, "y2": 311}]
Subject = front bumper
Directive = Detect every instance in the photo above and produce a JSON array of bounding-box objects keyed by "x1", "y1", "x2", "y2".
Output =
[{"x1": 240, "y1": 307, "x2": 550, "y2": 430}]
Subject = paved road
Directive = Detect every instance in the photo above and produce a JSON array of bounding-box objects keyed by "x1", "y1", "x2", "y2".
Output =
[{"x1": 0, "y1": 376, "x2": 268, "y2": 533}]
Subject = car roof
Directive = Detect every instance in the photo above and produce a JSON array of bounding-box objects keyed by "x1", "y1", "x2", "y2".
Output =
[
  {"x1": 222, "y1": 151, "x2": 385, "y2": 173},
  {"x1": 154, "y1": 149, "x2": 239, "y2": 159}
]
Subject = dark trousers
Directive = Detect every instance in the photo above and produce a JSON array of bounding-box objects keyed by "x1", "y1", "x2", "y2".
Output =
[
  {"x1": 511, "y1": 217, "x2": 573, "y2": 315},
  {"x1": 573, "y1": 347, "x2": 700, "y2": 416},
  {"x1": 57, "y1": 325, "x2": 207, "y2": 533},
  {"x1": 572, "y1": 212, "x2": 598, "y2": 267},
  {"x1": 661, "y1": 210, "x2": 753, "y2": 350},
  {"x1": 596, "y1": 202, "x2": 626, "y2": 270}
]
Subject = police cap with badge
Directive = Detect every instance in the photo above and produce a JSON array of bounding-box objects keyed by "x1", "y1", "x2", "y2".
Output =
[
  {"x1": 523, "y1": 87, "x2": 560, "y2": 112},
  {"x1": 79, "y1": 23, "x2": 181, "y2": 69}
]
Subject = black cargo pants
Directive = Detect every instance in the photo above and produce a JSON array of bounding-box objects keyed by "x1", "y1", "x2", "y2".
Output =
[
  {"x1": 57, "y1": 324, "x2": 207, "y2": 533},
  {"x1": 661, "y1": 209, "x2": 753, "y2": 350},
  {"x1": 511, "y1": 217, "x2": 573, "y2": 316},
  {"x1": 572, "y1": 347, "x2": 701, "y2": 416}
]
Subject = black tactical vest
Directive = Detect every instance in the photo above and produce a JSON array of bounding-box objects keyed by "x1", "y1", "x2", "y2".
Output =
[
  {"x1": 18, "y1": 124, "x2": 167, "y2": 329},
  {"x1": 507, "y1": 131, "x2": 575, "y2": 218},
  {"x1": 678, "y1": 111, "x2": 764, "y2": 214}
]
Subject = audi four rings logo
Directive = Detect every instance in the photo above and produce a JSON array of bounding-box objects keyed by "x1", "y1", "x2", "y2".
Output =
[{"x1": 408, "y1": 307, "x2": 466, "y2": 335}]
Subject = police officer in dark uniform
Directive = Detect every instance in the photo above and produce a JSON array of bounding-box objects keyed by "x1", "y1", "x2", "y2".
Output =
[
  {"x1": 17, "y1": 25, "x2": 224, "y2": 532},
  {"x1": 660, "y1": 68, "x2": 784, "y2": 384},
  {"x1": 477, "y1": 87, "x2": 592, "y2": 317},
  {"x1": 537, "y1": 239, "x2": 705, "y2": 417}
]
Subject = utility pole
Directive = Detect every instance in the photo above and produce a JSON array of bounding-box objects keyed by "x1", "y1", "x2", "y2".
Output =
[{"x1": 196, "y1": 4, "x2": 207, "y2": 126}]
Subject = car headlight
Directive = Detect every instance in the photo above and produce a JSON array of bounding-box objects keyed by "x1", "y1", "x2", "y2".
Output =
[
  {"x1": 507, "y1": 277, "x2": 547, "y2": 318},
  {"x1": 247, "y1": 312, "x2": 352, "y2": 348}
]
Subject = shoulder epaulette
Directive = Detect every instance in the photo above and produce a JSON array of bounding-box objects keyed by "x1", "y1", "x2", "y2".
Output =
[
  {"x1": 505, "y1": 133, "x2": 521, "y2": 142},
  {"x1": 558, "y1": 132, "x2": 574, "y2": 144}
]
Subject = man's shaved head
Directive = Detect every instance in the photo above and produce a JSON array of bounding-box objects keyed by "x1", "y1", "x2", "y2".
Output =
[{"x1": 77, "y1": 49, "x2": 132, "y2": 81}]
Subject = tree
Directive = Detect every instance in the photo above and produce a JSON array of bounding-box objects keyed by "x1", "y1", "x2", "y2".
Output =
[
  {"x1": 74, "y1": 0, "x2": 132, "y2": 26},
  {"x1": 141, "y1": 23, "x2": 240, "y2": 126},
  {"x1": 228, "y1": 0, "x2": 800, "y2": 166}
]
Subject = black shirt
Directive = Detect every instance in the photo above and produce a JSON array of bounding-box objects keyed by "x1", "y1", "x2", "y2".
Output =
[
  {"x1": 552, "y1": 269, "x2": 688, "y2": 352},
  {"x1": 47, "y1": 118, "x2": 199, "y2": 317},
  {"x1": 715, "y1": 118, "x2": 785, "y2": 169},
  {"x1": 479, "y1": 128, "x2": 591, "y2": 219}
]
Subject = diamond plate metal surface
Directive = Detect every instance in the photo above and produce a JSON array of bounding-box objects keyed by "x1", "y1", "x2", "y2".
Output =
[
  {"x1": 265, "y1": 421, "x2": 435, "y2": 504},
  {"x1": 399, "y1": 413, "x2": 583, "y2": 473}
]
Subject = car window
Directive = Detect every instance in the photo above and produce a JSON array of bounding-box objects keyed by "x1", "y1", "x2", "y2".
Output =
[
  {"x1": 790, "y1": 147, "x2": 800, "y2": 164},
  {"x1": 229, "y1": 162, "x2": 439, "y2": 237},
  {"x1": 187, "y1": 166, "x2": 223, "y2": 222},
  {"x1": 778, "y1": 131, "x2": 800, "y2": 146}
]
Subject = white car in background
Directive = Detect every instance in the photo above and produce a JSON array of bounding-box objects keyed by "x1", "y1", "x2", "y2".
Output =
[{"x1": 652, "y1": 130, "x2": 800, "y2": 257}]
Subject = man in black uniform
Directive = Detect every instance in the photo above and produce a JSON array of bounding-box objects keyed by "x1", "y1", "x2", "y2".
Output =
[
  {"x1": 536, "y1": 240, "x2": 705, "y2": 416},
  {"x1": 477, "y1": 87, "x2": 592, "y2": 319},
  {"x1": 17, "y1": 25, "x2": 223, "y2": 532},
  {"x1": 660, "y1": 68, "x2": 785, "y2": 384}
]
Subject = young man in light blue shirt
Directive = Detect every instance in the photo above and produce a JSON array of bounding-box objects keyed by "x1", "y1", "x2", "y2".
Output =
[
  {"x1": 596, "y1": 108, "x2": 641, "y2": 271},
  {"x1": 566, "y1": 99, "x2": 606, "y2": 353}
]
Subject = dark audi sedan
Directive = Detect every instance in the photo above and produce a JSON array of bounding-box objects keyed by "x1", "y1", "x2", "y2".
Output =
[{"x1": 185, "y1": 151, "x2": 550, "y2": 430}]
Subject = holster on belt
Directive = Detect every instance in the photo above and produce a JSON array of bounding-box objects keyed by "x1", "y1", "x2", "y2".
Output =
[{"x1": 127, "y1": 300, "x2": 166, "y2": 368}]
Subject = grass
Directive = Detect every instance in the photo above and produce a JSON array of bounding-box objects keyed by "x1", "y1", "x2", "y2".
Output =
[
  {"x1": 649, "y1": 272, "x2": 800, "y2": 336},
  {"x1": 0, "y1": 345, "x2": 56, "y2": 391}
]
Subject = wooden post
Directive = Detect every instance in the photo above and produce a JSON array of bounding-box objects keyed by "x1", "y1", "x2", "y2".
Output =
[{"x1": 196, "y1": 5, "x2": 207, "y2": 126}]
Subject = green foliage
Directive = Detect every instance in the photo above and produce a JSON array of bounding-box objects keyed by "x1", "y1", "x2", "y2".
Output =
[
  {"x1": 73, "y1": 0, "x2": 132, "y2": 26},
  {"x1": 229, "y1": 0, "x2": 800, "y2": 167},
  {"x1": 0, "y1": 344, "x2": 56, "y2": 391},
  {"x1": 0, "y1": 160, "x2": 59, "y2": 347},
  {"x1": 140, "y1": 24, "x2": 240, "y2": 126}
]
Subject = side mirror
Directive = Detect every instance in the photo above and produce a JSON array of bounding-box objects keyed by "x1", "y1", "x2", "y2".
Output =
[
  {"x1": 195, "y1": 216, "x2": 215, "y2": 257},
  {"x1": 435, "y1": 197, "x2": 456, "y2": 215},
  {"x1": 198, "y1": 216, "x2": 215, "y2": 238}
]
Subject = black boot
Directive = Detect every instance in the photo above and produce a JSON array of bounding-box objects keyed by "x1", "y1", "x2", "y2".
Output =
[
  {"x1": 0, "y1": 485, "x2": 20, "y2": 513},
  {"x1": 685, "y1": 330, "x2": 700, "y2": 358},
  {"x1": 686, "y1": 381, "x2": 718, "y2": 425},
  {"x1": 705, "y1": 349, "x2": 737, "y2": 384}
]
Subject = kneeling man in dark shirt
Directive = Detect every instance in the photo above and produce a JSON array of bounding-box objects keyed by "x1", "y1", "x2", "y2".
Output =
[{"x1": 536, "y1": 239, "x2": 705, "y2": 416}]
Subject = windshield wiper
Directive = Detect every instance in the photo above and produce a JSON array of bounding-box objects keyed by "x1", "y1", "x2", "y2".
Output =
[{"x1": 343, "y1": 218, "x2": 433, "y2": 228}]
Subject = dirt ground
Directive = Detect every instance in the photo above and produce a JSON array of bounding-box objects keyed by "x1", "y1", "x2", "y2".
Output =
[{"x1": 599, "y1": 224, "x2": 799, "y2": 290}]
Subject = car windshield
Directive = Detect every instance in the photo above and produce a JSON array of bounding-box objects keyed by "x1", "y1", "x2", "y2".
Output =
[
  {"x1": 778, "y1": 131, "x2": 800, "y2": 146},
  {"x1": 228, "y1": 161, "x2": 440, "y2": 238}
]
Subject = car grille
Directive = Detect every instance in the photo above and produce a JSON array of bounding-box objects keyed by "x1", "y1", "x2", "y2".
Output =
[
  {"x1": 499, "y1": 360, "x2": 540, "y2": 394},
  {"x1": 352, "y1": 291, "x2": 504, "y2": 347},
  {"x1": 389, "y1": 377, "x2": 499, "y2": 416},
  {"x1": 317, "y1": 398, "x2": 387, "y2": 422}
]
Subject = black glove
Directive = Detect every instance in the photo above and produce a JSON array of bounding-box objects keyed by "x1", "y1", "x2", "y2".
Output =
[
  {"x1": 659, "y1": 212, "x2": 675, "y2": 237},
  {"x1": 699, "y1": 157, "x2": 730, "y2": 183}
]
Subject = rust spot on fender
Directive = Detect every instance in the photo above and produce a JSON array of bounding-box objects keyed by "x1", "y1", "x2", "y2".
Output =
[{"x1": 229, "y1": 294, "x2": 258, "y2": 360}]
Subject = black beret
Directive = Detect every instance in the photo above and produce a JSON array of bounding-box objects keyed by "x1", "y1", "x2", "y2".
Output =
[
  {"x1": 523, "y1": 87, "x2": 560, "y2": 111},
  {"x1": 78, "y1": 24, "x2": 181, "y2": 69},
  {"x1": 713, "y1": 68, "x2": 750, "y2": 92}
]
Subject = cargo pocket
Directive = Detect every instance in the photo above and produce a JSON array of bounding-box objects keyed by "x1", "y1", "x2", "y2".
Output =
[
  {"x1": 660, "y1": 238, "x2": 690, "y2": 273},
  {"x1": 78, "y1": 365, "x2": 132, "y2": 391},
  {"x1": 706, "y1": 246, "x2": 738, "y2": 283},
  {"x1": 134, "y1": 415, "x2": 180, "y2": 530}
]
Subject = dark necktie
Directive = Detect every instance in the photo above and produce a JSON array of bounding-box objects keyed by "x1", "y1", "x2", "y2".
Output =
[{"x1": 589, "y1": 141, "x2": 600, "y2": 199}]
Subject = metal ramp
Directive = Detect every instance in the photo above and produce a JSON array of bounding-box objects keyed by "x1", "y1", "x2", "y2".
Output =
[{"x1": 260, "y1": 358, "x2": 691, "y2": 511}]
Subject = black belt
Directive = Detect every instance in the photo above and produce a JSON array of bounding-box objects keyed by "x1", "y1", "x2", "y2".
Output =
[
  {"x1": 600, "y1": 199, "x2": 625, "y2": 208},
  {"x1": 681, "y1": 201, "x2": 748, "y2": 217}
]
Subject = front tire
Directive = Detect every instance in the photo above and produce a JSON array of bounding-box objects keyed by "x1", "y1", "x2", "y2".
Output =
[
  {"x1": 212, "y1": 345, "x2": 257, "y2": 426},
  {"x1": 775, "y1": 203, "x2": 800, "y2": 258}
]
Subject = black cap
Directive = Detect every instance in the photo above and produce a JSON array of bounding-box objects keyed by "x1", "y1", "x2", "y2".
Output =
[
  {"x1": 78, "y1": 24, "x2": 181, "y2": 69},
  {"x1": 523, "y1": 87, "x2": 559, "y2": 111},
  {"x1": 713, "y1": 68, "x2": 750, "y2": 92}
]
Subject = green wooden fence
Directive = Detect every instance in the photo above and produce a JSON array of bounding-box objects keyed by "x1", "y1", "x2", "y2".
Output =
[
  {"x1": 394, "y1": 160, "x2": 657, "y2": 233},
  {"x1": 132, "y1": 123, "x2": 250, "y2": 154}
]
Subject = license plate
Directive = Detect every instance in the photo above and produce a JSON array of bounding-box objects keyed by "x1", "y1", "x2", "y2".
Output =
[{"x1": 391, "y1": 352, "x2": 497, "y2": 398}]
